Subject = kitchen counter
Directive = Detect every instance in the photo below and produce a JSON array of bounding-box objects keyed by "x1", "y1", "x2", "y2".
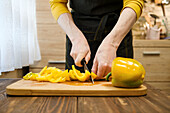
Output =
[{"x1": 0, "y1": 79, "x2": 170, "y2": 113}]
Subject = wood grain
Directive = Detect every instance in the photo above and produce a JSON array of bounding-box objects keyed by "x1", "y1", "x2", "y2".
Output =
[
  {"x1": 1, "y1": 79, "x2": 170, "y2": 113},
  {"x1": 36, "y1": 0, "x2": 52, "y2": 11},
  {"x1": 0, "y1": 96, "x2": 77, "y2": 113},
  {"x1": 6, "y1": 80, "x2": 147, "y2": 96},
  {"x1": 0, "y1": 79, "x2": 77, "y2": 113},
  {"x1": 0, "y1": 70, "x2": 23, "y2": 78},
  {"x1": 37, "y1": 24, "x2": 66, "y2": 41},
  {"x1": 0, "y1": 79, "x2": 20, "y2": 94},
  {"x1": 134, "y1": 48, "x2": 170, "y2": 82},
  {"x1": 133, "y1": 40, "x2": 170, "y2": 48},
  {"x1": 147, "y1": 82, "x2": 170, "y2": 90},
  {"x1": 37, "y1": 11, "x2": 56, "y2": 24},
  {"x1": 30, "y1": 0, "x2": 67, "y2": 70},
  {"x1": 30, "y1": 56, "x2": 65, "y2": 68},
  {"x1": 78, "y1": 83, "x2": 170, "y2": 113}
]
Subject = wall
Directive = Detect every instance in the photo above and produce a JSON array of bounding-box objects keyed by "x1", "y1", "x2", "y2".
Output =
[{"x1": 30, "y1": 0, "x2": 66, "y2": 72}]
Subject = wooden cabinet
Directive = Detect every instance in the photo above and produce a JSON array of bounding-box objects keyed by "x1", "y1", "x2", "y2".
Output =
[
  {"x1": 133, "y1": 40, "x2": 170, "y2": 82},
  {"x1": 134, "y1": 48, "x2": 170, "y2": 81},
  {"x1": 133, "y1": 40, "x2": 170, "y2": 94}
]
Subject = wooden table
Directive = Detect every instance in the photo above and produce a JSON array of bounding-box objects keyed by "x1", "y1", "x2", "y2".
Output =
[{"x1": 0, "y1": 79, "x2": 170, "y2": 113}]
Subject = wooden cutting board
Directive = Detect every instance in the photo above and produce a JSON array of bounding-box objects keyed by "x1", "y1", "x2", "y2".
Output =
[{"x1": 6, "y1": 79, "x2": 147, "y2": 96}]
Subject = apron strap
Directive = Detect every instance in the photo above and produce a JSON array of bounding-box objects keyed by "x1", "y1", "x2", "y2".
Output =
[
  {"x1": 94, "y1": 12, "x2": 119, "y2": 41},
  {"x1": 71, "y1": 9, "x2": 119, "y2": 41},
  {"x1": 94, "y1": 14, "x2": 109, "y2": 41}
]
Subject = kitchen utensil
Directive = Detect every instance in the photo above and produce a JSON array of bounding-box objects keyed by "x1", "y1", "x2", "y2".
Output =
[
  {"x1": 81, "y1": 58, "x2": 94, "y2": 84},
  {"x1": 150, "y1": 14, "x2": 159, "y2": 26},
  {"x1": 6, "y1": 79, "x2": 147, "y2": 96}
]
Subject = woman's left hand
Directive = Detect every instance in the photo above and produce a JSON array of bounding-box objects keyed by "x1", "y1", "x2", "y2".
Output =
[
  {"x1": 91, "y1": 8, "x2": 137, "y2": 79},
  {"x1": 91, "y1": 39, "x2": 117, "y2": 79}
]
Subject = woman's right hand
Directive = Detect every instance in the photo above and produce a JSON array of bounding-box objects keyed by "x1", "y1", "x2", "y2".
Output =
[
  {"x1": 70, "y1": 32, "x2": 91, "y2": 67},
  {"x1": 57, "y1": 13, "x2": 91, "y2": 67}
]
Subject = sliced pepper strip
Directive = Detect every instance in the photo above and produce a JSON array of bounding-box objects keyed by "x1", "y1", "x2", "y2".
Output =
[
  {"x1": 49, "y1": 77, "x2": 66, "y2": 83},
  {"x1": 72, "y1": 65, "x2": 89, "y2": 82},
  {"x1": 23, "y1": 72, "x2": 33, "y2": 80},
  {"x1": 60, "y1": 69, "x2": 70, "y2": 81},
  {"x1": 91, "y1": 72, "x2": 98, "y2": 80},
  {"x1": 23, "y1": 65, "x2": 98, "y2": 83},
  {"x1": 69, "y1": 70, "x2": 77, "y2": 80},
  {"x1": 85, "y1": 70, "x2": 91, "y2": 80},
  {"x1": 39, "y1": 66, "x2": 47, "y2": 75},
  {"x1": 36, "y1": 76, "x2": 47, "y2": 82},
  {"x1": 29, "y1": 73, "x2": 39, "y2": 81}
]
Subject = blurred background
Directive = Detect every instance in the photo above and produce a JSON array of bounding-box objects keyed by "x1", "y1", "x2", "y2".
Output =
[{"x1": 0, "y1": 0, "x2": 170, "y2": 95}]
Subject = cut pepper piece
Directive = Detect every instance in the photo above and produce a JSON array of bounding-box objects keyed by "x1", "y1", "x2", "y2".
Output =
[
  {"x1": 72, "y1": 65, "x2": 89, "y2": 82},
  {"x1": 91, "y1": 72, "x2": 98, "y2": 80},
  {"x1": 49, "y1": 77, "x2": 66, "y2": 83},
  {"x1": 29, "y1": 73, "x2": 39, "y2": 81},
  {"x1": 39, "y1": 66, "x2": 47, "y2": 75},
  {"x1": 23, "y1": 72, "x2": 33, "y2": 80},
  {"x1": 36, "y1": 75, "x2": 48, "y2": 82},
  {"x1": 85, "y1": 70, "x2": 91, "y2": 80},
  {"x1": 60, "y1": 69, "x2": 70, "y2": 81},
  {"x1": 69, "y1": 70, "x2": 77, "y2": 80}
]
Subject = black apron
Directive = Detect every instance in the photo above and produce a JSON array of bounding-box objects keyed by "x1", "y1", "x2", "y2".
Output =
[{"x1": 65, "y1": 0, "x2": 133, "y2": 72}]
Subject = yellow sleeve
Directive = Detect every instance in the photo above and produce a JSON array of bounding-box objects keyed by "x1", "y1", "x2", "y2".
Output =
[
  {"x1": 123, "y1": 0, "x2": 144, "y2": 20},
  {"x1": 49, "y1": 0, "x2": 71, "y2": 21}
]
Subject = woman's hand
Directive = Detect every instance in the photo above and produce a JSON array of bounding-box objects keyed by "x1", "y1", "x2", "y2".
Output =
[
  {"x1": 92, "y1": 8, "x2": 137, "y2": 79},
  {"x1": 58, "y1": 13, "x2": 91, "y2": 67},
  {"x1": 91, "y1": 38, "x2": 117, "y2": 79},
  {"x1": 70, "y1": 33, "x2": 91, "y2": 67}
]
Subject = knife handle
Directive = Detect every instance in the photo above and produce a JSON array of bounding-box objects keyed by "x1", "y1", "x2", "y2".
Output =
[{"x1": 81, "y1": 58, "x2": 86, "y2": 65}]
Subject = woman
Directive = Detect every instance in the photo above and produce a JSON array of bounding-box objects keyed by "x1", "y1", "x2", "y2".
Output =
[{"x1": 49, "y1": 0, "x2": 144, "y2": 79}]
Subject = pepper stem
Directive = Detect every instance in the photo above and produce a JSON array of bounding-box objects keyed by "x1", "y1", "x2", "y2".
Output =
[{"x1": 106, "y1": 72, "x2": 112, "y2": 81}]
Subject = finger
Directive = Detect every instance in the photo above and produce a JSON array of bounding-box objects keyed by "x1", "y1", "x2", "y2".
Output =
[
  {"x1": 75, "y1": 53, "x2": 85, "y2": 67},
  {"x1": 70, "y1": 50, "x2": 77, "y2": 61},
  {"x1": 91, "y1": 58, "x2": 98, "y2": 75},
  {"x1": 85, "y1": 52, "x2": 91, "y2": 64},
  {"x1": 97, "y1": 63, "x2": 107, "y2": 79}
]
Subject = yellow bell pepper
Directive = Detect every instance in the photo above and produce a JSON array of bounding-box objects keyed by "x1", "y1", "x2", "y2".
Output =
[
  {"x1": 68, "y1": 70, "x2": 77, "y2": 80},
  {"x1": 57, "y1": 69, "x2": 70, "y2": 81},
  {"x1": 106, "y1": 57, "x2": 145, "y2": 88},
  {"x1": 23, "y1": 72, "x2": 33, "y2": 80},
  {"x1": 39, "y1": 66, "x2": 47, "y2": 75},
  {"x1": 71, "y1": 65, "x2": 98, "y2": 81},
  {"x1": 29, "y1": 73, "x2": 39, "y2": 81},
  {"x1": 23, "y1": 65, "x2": 98, "y2": 83},
  {"x1": 36, "y1": 75, "x2": 49, "y2": 82},
  {"x1": 23, "y1": 66, "x2": 70, "y2": 83},
  {"x1": 49, "y1": 77, "x2": 66, "y2": 83},
  {"x1": 72, "y1": 65, "x2": 90, "y2": 82},
  {"x1": 91, "y1": 72, "x2": 98, "y2": 80}
]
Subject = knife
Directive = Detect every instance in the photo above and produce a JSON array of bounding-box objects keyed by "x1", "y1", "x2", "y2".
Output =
[{"x1": 81, "y1": 58, "x2": 94, "y2": 84}]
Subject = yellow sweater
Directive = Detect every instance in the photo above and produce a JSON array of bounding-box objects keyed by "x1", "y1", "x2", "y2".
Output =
[{"x1": 50, "y1": 0, "x2": 144, "y2": 21}]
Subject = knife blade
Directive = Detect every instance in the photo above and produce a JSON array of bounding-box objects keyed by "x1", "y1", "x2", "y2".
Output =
[{"x1": 81, "y1": 58, "x2": 94, "y2": 84}]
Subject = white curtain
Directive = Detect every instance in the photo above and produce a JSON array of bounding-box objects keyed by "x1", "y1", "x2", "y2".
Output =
[{"x1": 0, "y1": 0, "x2": 41, "y2": 75}]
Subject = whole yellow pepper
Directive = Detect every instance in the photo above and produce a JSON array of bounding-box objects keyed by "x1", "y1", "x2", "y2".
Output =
[{"x1": 106, "y1": 57, "x2": 145, "y2": 88}]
